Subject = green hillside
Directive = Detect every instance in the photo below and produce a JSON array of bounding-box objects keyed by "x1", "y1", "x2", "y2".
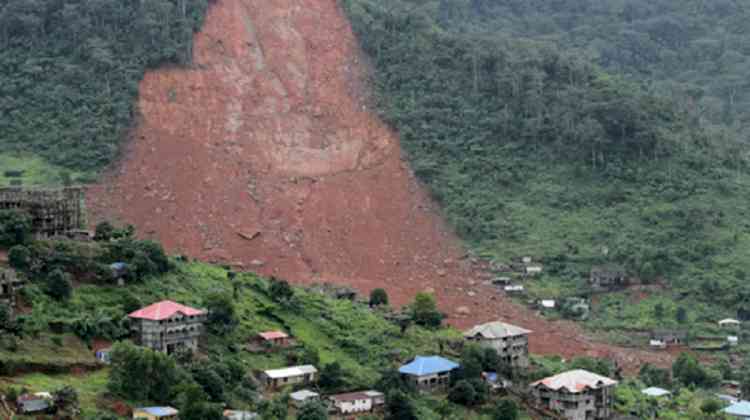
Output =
[
  {"x1": 0, "y1": 0, "x2": 209, "y2": 174},
  {"x1": 341, "y1": 0, "x2": 750, "y2": 330}
]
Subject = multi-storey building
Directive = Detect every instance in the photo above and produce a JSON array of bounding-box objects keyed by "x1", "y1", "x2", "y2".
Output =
[
  {"x1": 128, "y1": 300, "x2": 206, "y2": 354},
  {"x1": 0, "y1": 266, "x2": 23, "y2": 310},
  {"x1": 464, "y1": 321, "x2": 531, "y2": 368},
  {"x1": 530, "y1": 369, "x2": 617, "y2": 420}
]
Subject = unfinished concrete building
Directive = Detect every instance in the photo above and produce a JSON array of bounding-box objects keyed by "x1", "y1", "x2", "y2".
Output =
[
  {"x1": 0, "y1": 266, "x2": 24, "y2": 310},
  {"x1": 128, "y1": 300, "x2": 207, "y2": 354},
  {"x1": 0, "y1": 187, "x2": 85, "y2": 239}
]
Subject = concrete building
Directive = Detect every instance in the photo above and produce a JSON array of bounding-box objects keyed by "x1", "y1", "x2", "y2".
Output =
[
  {"x1": 589, "y1": 266, "x2": 627, "y2": 291},
  {"x1": 0, "y1": 266, "x2": 23, "y2": 309},
  {"x1": 530, "y1": 369, "x2": 617, "y2": 420},
  {"x1": 0, "y1": 187, "x2": 85, "y2": 239},
  {"x1": 132, "y1": 406, "x2": 179, "y2": 420},
  {"x1": 724, "y1": 401, "x2": 750, "y2": 418},
  {"x1": 262, "y1": 365, "x2": 318, "y2": 389},
  {"x1": 398, "y1": 356, "x2": 459, "y2": 391},
  {"x1": 256, "y1": 331, "x2": 290, "y2": 347},
  {"x1": 223, "y1": 410, "x2": 258, "y2": 420},
  {"x1": 464, "y1": 321, "x2": 531, "y2": 368},
  {"x1": 128, "y1": 300, "x2": 206, "y2": 354},
  {"x1": 16, "y1": 393, "x2": 53, "y2": 415},
  {"x1": 289, "y1": 389, "x2": 320, "y2": 407},
  {"x1": 328, "y1": 390, "x2": 385, "y2": 414}
]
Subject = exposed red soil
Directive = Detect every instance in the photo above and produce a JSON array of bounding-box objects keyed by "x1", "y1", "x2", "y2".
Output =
[{"x1": 88, "y1": 0, "x2": 672, "y2": 373}]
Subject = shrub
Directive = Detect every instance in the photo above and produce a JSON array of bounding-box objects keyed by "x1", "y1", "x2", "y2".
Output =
[
  {"x1": 45, "y1": 269, "x2": 72, "y2": 301},
  {"x1": 369, "y1": 288, "x2": 389, "y2": 306}
]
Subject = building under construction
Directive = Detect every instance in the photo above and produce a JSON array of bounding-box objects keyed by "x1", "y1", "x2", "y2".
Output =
[{"x1": 0, "y1": 187, "x2": 85, "y2": 238}]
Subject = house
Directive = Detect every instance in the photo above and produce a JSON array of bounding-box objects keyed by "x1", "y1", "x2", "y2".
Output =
[
  {"x1": 729, "y1": 336, "x2": 739, "y2": 346},
  {"x1": 530, "y1": 369, "x2": 618, "y2": 420},
  {"x1": 464, "y1": 321, "x2": 531, "y2": 368},
  {"x1": 328, "y1": 390, "x2": 385, "y2": 414},
  {"x1": 133, "y1": 406, "x2": 179, "y2": 420},
  {"x1": 641, "y1": 387, "x2": 671, "y2": 398},
  {"x1": 95, "y1": 347, "x2": 112, "y2": 364},
  {"x1": 223, "y1": 410, "x2": 258, "y2": 420},
  {"x1": 256, "y1": 331, "x2": 290, "y2": 347},
  {"x1": 128, "y1": 300, "x2": 206, "y2": 354},
  {"x1": 17, "y1": 392, "x2": 53, "y2": 414},
  {"x1": 398, "y1": 356, "x2": 459, "y2": 391},
  {"x1": 525, "y1": 265, "x2": 543, "y2": 276},
  {"x1": 589, "y1": 266, "x2": 627, "y2": 291},
  {"x1": 724, "y1": 400, "x2": 750, "y2": 418},
  {"x1": 720, "y1": 318, "x2": 741, "y2": 328},
  {"x1": 504, "y1": 285, "x2": 524, "y2": 294},
  {"x1": 262, "y1": 365, "x2": 318, "y2": 389},
  {"x1": 540, "y1": 300, "x2": 556, "y2": 310},
  {"x1": 289, "y1": 389, "x2": 320, "y2": 407},
  {"x1": 651, "y1": 330, "x2": 686, "y2": 347},
  {"x1": 723, "y1": 381, "x2": 742, "y2": 398},
  {"x1": 649, "y1": 339, "x2": 667, "y2": 349},
  {"x1": 492, "y1": 277, "x2": 512, "y2": 286}
]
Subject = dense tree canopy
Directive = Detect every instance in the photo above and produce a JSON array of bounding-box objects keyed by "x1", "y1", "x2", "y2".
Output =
[{"x1": 0, "y1": 0, "x2": 209, "y2": 172}]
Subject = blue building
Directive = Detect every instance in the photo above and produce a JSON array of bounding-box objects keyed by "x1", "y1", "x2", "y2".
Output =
[{"x1": 398, "y1": 356, "x2": 459, "y2": 391}]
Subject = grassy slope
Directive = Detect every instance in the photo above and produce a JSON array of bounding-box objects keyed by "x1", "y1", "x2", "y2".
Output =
[
  {"x1": 0, "y1": 154, "x2": 91, "y2": 187},
  {"x1": 5, "y1": 261, "x2": 516, "y2": 418}
]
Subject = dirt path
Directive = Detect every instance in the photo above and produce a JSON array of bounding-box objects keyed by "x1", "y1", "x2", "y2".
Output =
[{"x1": 88, "y1": 0, "x2": 671, "y2": 373}]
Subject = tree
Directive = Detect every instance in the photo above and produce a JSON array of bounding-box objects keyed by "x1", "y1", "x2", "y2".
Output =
[
  {"x1": 108, "y1": 342, "x2": 185, "y2": 402},
  {"x1": 205, "y1": 292, "x2": 237, "y2": 335},
  {"x1": 297, "y1": 400, "x2": 329, "y2": 420},
  {"x1": 369, "y1": 288, "x2": 389, "y2": 306},
  {"x1": 411, "y1": 292, "x2": 443, "y2": 328},
  {"x1": 672, "y1": 352, "x2": 718, "y2": 388},
  {"x1": 700, "y1": 399, "x2": 721, "y2": 416},
  {"x1": 653, "y1": 303, "x2": 665, "y2": 320},
  {"x1": 269, "y1": 277, "x2": 294, "y2": 302},
  {"x1": 448, "y1": 380, "x2": 476, "y2": 406},
  {"x1": 492, "y1": 399, "x2": 519, "y2": 420},
  {"x1": 94, "y1": 221, "x2": 114, "y2": 241},
  {"x1": 174, "y1": 382, "x2": 223, "y2": 420},
  {"x1": 53, "y1": 385, "x2": 79, "y2": 418},
  {"x1": 319, "y1": 361, "x2": 345, "y2": 391},
  {"x1": 45, "y1": 268, "x2": 72, "y2": 301},
  {"x1": 8, "y1": 245, "x2": 30, "y2": 271},
  {"x1": 639, "y1": 363, "x2": 671, "y2": 388},
  {"x1": 385, "y1": 390, "x2": 417, "y2": 420},
  {"x1": 0, "y1": 210, "x2": 32, "y2": 247}
]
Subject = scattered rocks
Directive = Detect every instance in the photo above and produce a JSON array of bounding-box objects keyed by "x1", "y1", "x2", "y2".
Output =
[
  {"x1": 250, "y1": 259, "x2": 265, "y2": 267},
  {"x1": 436, "y1": 269, "x2": 446, "y2": 277},
  {"x1": 456, "y1": 306, "x2": 470, "y2": 316},
  {"x1": 237, "y1": 230, "x2": 261, "y2": 241}
]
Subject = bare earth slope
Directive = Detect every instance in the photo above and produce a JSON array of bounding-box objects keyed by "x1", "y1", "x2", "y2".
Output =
[{"x1": 89, "y1": 0, "x2": 670, "y2": 371}]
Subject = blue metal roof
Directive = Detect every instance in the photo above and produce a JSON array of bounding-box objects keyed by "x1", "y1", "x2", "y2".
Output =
[
  {"x1": 398, "y1": 356, "x2": 459, "y2": 376},
  {"x1": 139, "y1": 407, "x2": 178, "y2": 417},
  {"x1": 724, "y1": 401, "x2": 750, "y2": 417}
]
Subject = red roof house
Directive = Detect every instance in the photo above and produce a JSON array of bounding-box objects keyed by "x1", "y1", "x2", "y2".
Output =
[
  {"x1": 254, "y1": 330, "x2": 291, "y2": 348},
  {"x1": 128, "y1": 300, "x2": 205, "y2": 321}
]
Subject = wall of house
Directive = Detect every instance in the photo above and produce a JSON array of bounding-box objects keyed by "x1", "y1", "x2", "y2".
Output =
[
  {"x1": 336, "y1": 398, "x2": 372, "y2": 413},
  {"x1": 532, "y1": 386, "x2": 614, "y2": 420},
  {"x1": 470, "y1": 334, "x2": 530, "y2": 368},
  {"x1": 0, "y1": 188, "x2": 85, "y2": 238},
  {"x1": 131, "y1": 314, "x2": 205, "y2": 353}
]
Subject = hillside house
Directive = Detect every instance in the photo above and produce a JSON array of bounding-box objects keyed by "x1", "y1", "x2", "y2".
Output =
[
  {"x1": 0, "y1": 266, "x2": 23, "y2": 309},
  {"x1": 720, "y1": 318, "x2": 741, "y2": 328},
  {"x1": 525, "y1": 265, "x2": 543, "y2": 276},
  {"x1": 641, "y1": 387, "x2": 671, "y2": 399},
  {"x1": 95, "y1": 347, "x2": 112, "y2": 364},
  {"x1": 328, "y1": 390, "x2": 385, "y2": 414},
  {"x1": 464, "y1": 321, "x2": 531, "y2": 368},
  {"x1": 590, "y1": 266, "x2": 627, "y2": 291},
  {"x1": 256, "y1": 331, "x2": 290, "y2": 347},
  {"x1": 651, "y1": 330, "x2": 686, "y2": 347},
  {"x1": 289, "y1": 389, "x2": 320, "y2": 407},
  {"x1": 128, "y1": 300, "x2": 206, "y2": 354},
  {"x1": 724, "y1": 401, "x2": 750, "y2": 418},
  {"x1": 530, "y1": 369, "x2": 617, "y2": 420},
  {"x1": 398, "y1": 356, "x2": 459, "y2": 391},
  {"x1": 0, "y1": 187, "x2": 85, "y2": 239},
  {"x1": 16, "y1": 393, "x2": 53, "y2": 415},
  {"x1": 223, "y1": 410, "x2": 258, "y2": 420},
  {"x1": 262, "y1": 365, "x2": 318, "y2": 389},
  {"x1": 132, "y1": 406, "x2": 179, "y2": 420}
]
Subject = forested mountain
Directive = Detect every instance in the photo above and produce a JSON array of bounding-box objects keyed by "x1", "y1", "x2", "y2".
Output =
[
  {"x1": 342, "y1": 0, "x2": 750, "y2": 318},
  {"x1": 0, "y1": 0, "x2": 208, "y2": 171},
  {"x1": 440, "y1": 0, "x2": 750, "y2": 139}
]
